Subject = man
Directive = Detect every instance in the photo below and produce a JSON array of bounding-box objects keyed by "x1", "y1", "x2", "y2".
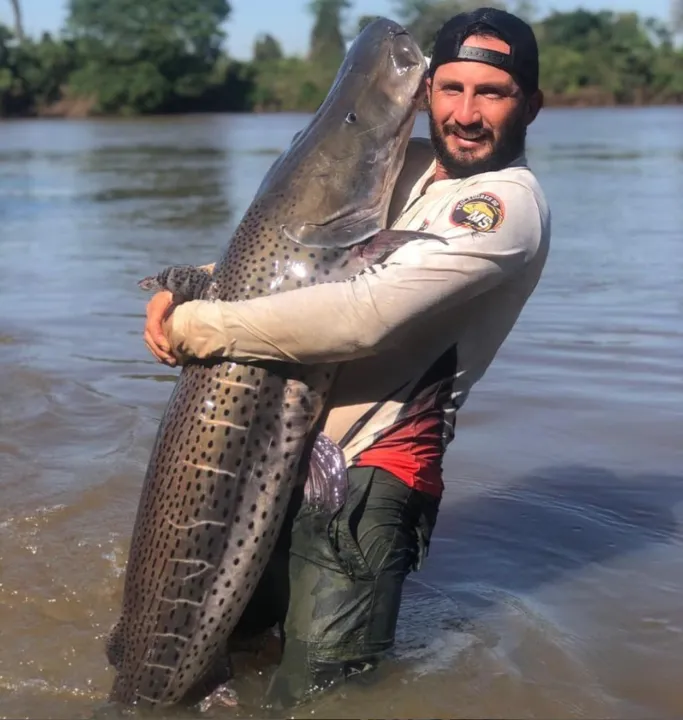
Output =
[{"x1": 143, "y1": 7, "x2": 551, "y2": 708}]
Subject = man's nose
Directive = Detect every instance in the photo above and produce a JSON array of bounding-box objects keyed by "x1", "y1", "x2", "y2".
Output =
[{"x1": 451, "y1": 92, "x2": 482, "y2": 127}]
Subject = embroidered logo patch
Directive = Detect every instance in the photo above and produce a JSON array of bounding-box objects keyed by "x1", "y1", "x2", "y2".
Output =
[{"x1": 451, "y1": 192, "x2": 505, "y2": 232}]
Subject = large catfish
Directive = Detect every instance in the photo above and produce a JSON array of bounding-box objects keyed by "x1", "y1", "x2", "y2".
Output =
[{"x1": 108, "y1": 17, "x2": 430, "y2": 709}]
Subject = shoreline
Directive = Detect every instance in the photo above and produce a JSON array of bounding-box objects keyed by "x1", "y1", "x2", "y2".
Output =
[
  {"x1": 2, "y1": 98, "x2": 681, "y2": 121},
  {"x1": 1, "y1": 87, "x2": 682, "y2": 121}
]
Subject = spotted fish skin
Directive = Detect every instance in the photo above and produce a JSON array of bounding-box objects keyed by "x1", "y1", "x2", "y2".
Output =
[
  {"x1": 108, "y1": 17, "x2": 427, "y2": 709},
  {"x1": 137, "y1": 265, "x2": 216, "y2": 303}
]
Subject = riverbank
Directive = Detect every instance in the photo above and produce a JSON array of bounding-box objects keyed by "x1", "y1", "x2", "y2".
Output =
[
  {"x1": 3, "y1": 7, "x2": 682, "y2": 124},
  {"x1": 3, "y1": 91, "x2": 679, "y2": 120},
  {"x1": 542, "y1": 88, "x2": 683, "y2": 107}
]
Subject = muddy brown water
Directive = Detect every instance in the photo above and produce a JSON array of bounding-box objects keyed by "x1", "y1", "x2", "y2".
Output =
[{"x1": 0, "y1": 108, "x2": 681, "y2": 719}]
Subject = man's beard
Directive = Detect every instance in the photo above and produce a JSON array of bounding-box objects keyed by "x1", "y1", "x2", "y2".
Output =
[{"x1": 429, "y1": 106, "x2": 527, "y2": 180}]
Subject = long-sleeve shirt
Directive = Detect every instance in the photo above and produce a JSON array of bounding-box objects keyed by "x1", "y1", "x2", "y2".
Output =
[{"x1": 167, "y1": 138, "x2": 551, "y2": 496}]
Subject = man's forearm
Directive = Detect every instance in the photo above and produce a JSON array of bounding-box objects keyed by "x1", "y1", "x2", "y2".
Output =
[
  {"x1": 168, "y1": 180, "x2": 542, "y2": 365},
  {"x1": 170, "y1": 276, "x2": 386, "y2": 365},
  {"x1": 169, "y1": 235, "x2": 530, "y2": 365}
]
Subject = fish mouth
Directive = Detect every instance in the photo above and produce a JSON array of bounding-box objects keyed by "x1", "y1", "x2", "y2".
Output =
[{"x1": 390, "y1": 30, "x2": 425, "y2": 74}]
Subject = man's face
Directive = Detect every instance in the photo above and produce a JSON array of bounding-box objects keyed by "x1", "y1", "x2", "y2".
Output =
[{"x1": 427, "y1": 34, "x2": 540, "y2": 180}]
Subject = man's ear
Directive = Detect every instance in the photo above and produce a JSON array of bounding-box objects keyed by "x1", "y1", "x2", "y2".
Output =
[
  {"x1": 425, "y1": 76, "x2": 432, "y2": 94},
  {"x1": 525, "y1": 89, "x2": 544, "y2": 126},
  {"x1": 422, "y1": 76, "x2": 432, "y2": 111}
]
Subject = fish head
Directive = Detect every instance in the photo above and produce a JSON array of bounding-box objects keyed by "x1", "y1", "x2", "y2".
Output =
[
  {"x1": 338, "y1": 17, "x2": 428, "y2": 128},
  {"x1": 262, "y1": 18, "x2": 428, "y2": 250}
]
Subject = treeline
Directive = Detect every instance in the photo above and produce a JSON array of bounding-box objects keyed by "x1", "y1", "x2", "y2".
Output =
[{"x1": 1, "y1": 0, "x2": 682, "y2": 118}]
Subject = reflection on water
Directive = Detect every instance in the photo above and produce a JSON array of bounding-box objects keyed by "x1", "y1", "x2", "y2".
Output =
[
  {"x1": 0, "y1": 108, "x2": 681, "y2": 719},
  {"x1": 81, "y1": 145, "x2": 233, "y2": 229}
]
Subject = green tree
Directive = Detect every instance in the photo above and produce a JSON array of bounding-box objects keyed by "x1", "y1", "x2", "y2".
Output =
[
  {"x1": 0, "y1": 24, "x2": 24, "y2": 114},
  {"x1": 644, "y1": 16, "x2": 674, "y2": 47},
  {"x1": 0, "y1": 26, "x2": 80, "y2": 114},
  {"x1": 248, "y1": 55, "x2": 329, "y2": 111},
  {"x1": 509, "y1": 0, "x2": 537, "y2": 23},
  {"x1": 537, "y1": 9, "x2": 615, "y2": 52},
  {"x1": 253, "y1": 33, "x2": 283, "y2": 63},
  {"x1": 67, "y1": 0, "x2": 230, "y2": 59},
  {"x1": 66, "y1": 0, "x2": 231, "y2": 113},
  {"x1": 392, "y1": 0, "x2": 506, "y2": 53},
  {"x1": 355, "y1": 14, "x2": 380, "y2": 36},
  {"x1": 308, "y1": 0, "x2": 351, "y2": 68},
  {"x1": 534, "y1": 9, "x2": 683, "y2": 104},
  {"x1": 14, "y1": 32, "x2": 80, "y2": 106},
  {"x1": 1, "y1": 0, "x2": 682, "y2": 118}
]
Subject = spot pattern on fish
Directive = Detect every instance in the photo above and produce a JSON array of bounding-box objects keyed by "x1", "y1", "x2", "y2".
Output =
[{"x1": 108, "y1": 16, "x2": 428, "y2": 708}]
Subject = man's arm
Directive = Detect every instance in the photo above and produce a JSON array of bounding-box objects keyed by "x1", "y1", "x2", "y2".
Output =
[
  {"x1": 165, "y1": 180, "x2": 545, "y2": 365},
  {"x1": 143, "y1": 262, "x2": 215, "y2": 365}
]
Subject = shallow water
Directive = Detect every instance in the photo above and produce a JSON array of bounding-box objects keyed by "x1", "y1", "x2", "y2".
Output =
[{"x1": 0, "y1": 107, "x2": 681, "y2": 719}]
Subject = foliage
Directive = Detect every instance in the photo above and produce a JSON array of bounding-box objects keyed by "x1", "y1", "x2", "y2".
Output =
[
  {"x1": 392, "y1": 0, "x2": 505, "y2": 52},
  {"x1": 66, "y1": 0, "x2": 231, "y2": 113},
  {"x1": 0, "y1": 0, "x2": 681, "y2": 118},
  {"x1": 355, "y1": 14, "x2": 381, "y2": 37},
  {"x1": 308, "y1": 0, "x2": 351, "y2": 68},
  {"x1": 252, "y1": 33, "x2": 283, "y2": 64},
  {"x1": 0, "y1": 30, "x2": 80, "y2": 115},
  {"x1": 535, "y1": 9, "x2": 683, "y2": 104},
  {"x1": 248, "y1": 56, "x2": 328, "y2": 111}
]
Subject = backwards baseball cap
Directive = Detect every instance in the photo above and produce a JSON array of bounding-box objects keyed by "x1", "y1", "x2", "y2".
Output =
[{"x1": 428, "y1": 7, "x2": 540, "y2": 95}]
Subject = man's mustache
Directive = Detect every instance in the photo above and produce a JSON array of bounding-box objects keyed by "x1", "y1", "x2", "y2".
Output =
[{"x1": 444, "y1": 124, "x2": 492, "y2": 141}]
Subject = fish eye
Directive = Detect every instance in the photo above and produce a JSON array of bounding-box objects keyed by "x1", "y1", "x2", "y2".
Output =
[{"x1": 345, "y1": 112, "x2": 357, "y2": 124}]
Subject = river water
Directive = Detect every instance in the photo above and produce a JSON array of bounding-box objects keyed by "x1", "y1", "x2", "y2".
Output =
[{"x1": 0, "y1": 107, "x2": 681, "y2": 719}]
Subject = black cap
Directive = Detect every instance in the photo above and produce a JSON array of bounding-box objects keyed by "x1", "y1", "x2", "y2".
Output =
[{"x1": 428, "y1": 7, "x2": 539, "y2": 95}]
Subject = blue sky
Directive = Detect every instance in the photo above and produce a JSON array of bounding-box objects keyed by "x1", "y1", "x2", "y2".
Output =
[{"x1": 2, "y1": 0, "x2": 673, "y2": 59}]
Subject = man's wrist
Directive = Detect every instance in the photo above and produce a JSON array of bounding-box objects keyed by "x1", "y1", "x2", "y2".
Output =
[{"x1": 167, "y1": 300, "x2": 232, "y2": 361}]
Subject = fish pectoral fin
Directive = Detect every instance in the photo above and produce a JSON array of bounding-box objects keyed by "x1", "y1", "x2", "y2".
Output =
[
  {"x1": 279, "y1": 222, "x2": 442, "y2": 254},
  {"x1": 360, "y1": 228, "x2": 447, "y2": 264},
  {"x1": 138, "y1": 275, "x2": 163, "y2": 292},
  {"x1": 302, "y1": 432, "x2": 348, "y2": 514}
]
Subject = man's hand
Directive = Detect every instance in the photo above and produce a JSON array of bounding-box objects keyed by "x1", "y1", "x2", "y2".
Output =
[{"x1": 144, "y1": 290, "x2": 177, "y2": 366}]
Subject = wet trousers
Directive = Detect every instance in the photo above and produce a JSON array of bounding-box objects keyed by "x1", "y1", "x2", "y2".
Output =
[{"x1": 233, "y1": 465, "x2": 441, "y2": 709}]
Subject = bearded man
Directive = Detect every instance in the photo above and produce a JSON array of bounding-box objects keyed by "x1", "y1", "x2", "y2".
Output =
[{"x1": 143, "y1": 7, "x2": 551, "y2": 709}]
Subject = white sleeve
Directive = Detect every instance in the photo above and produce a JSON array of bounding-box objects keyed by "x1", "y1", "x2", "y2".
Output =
[{"x1": 168, "y1": 180, "x2": 544, "y2": 364}]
